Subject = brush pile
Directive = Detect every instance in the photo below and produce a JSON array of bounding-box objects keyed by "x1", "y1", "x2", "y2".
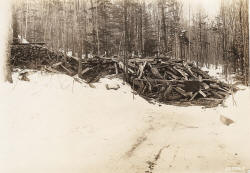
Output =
[
  {"x1": 124, "y1": 58, "x2": 235, "y2": 107},
  {"x1": 11, "y1": 44, "x2": 236, "y2": 107},
  {"x1": 11, "y1": 44, "x2": 63, "y2": 69}
]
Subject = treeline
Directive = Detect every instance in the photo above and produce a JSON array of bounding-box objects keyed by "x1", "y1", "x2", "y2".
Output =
[
  {"x1": 13, "y1": 0, "x2": 249, "y2": 84},
  {"x1": 188, "y1": 0, "x2": 249, "y2": 84},
  {"x1": 15, "y1": 0, "x2": 182, "y2": 57}
]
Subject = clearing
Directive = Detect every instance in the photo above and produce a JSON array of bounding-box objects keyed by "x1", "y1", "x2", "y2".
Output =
[{"x1": 0, "y1": 70, "x2": 249, "y2": 173}]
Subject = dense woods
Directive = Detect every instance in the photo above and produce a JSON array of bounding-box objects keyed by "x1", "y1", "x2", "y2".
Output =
[{"x1": 13, "y1": 0, "x2": 249, "y2": 84}]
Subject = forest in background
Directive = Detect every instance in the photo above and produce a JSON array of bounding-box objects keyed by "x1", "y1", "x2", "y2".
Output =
[{"x1": 12, "y1": 0, "x2": 249, "y2": 84}]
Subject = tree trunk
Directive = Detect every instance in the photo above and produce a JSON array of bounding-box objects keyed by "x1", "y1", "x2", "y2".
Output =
[
  {"x1": 0, "y1": 0, "x2": 12, "y2": 83},
  {"x1": 95, "y1": 0, "x2": 100, "y2": 55},
  {"x1": 124, "y1": 0, "x2": 129, "y2": 81},
  {"x1": 161, "y1": 1, "x2": 167, "y2": 53}
]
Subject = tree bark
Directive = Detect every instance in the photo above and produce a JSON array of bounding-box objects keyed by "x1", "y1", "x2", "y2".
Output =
[{"x1": 0, "y1": 0, "x2": 12, "y2": 83}]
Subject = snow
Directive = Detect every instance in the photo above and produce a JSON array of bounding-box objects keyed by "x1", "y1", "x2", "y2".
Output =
[
  {"x1": 201, "y1": 64, "x2": 223, "y2": 79},
  {"x1": 18, "y1": 35, "x2": 29, "y2": 44},
  {"x1": 0, "y1": 70, "x2": 250, "y2": 173},
  {"x1": 66, "y1": 51, "x2": 73, "y2": 57},
  {"x1": 63, "y1": 50, "x2": 94, "y2": 59}
]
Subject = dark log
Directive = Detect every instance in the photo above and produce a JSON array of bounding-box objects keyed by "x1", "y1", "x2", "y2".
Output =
[
  {"x1": 164, "y1": 85, "x2": 172, "y2": 98},
  {"x1": 174, "y1": 87, "x2": 192, "y2": 98}
]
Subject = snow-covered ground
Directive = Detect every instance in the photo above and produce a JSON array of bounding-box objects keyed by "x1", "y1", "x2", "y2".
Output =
[
  {"x1": 0, "y1": 69, "x2": 250, "y2": 173},
  {"x1": 18, "y1": 35, "x2": 29, "y2": 44},
  {"x1": 201, "y1": 65, "x2": 223, "y2": 79},
  {"x1": 201, "y1": 65, "x2": 238, "y2": 84}
]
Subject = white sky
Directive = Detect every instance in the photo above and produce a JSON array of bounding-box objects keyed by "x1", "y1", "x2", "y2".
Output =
[{"x1": 181, "y1": 0, "x2": 221, "y2": 18}]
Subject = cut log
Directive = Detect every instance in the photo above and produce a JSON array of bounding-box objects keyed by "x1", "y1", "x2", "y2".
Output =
[
  {"x1": 210, "y1": 83, "x2": 229, "y2": 92},
  {"x1": 198, "y1": 90, "x2": 207, "y2": 98},
  {"x1": 105, "y1": 84, "x2": 120, "y2": 90},
  {"x1": 183, "y1": 63, "x2": 197, "y2": 79},
  {"x1": 52, "y1": 62, "x2": 63, "y2": 68},
  {"x1": 174, "y1": 67, "x2": 188, "y2": 80},
  {"x1": 165, "y1": 70, "x2": 179, "y2": 79},
  {"x1": 211, "y1": 91, "x2": 224, "y2": 99},
  {"x1": 151, "y1": 67, "x2": 163, "y2": 79},
  {"x1": 190, "y1": 92, "x2": 199, "y2": 101},
  {"x1": 89, "y1": 83, "x2": 96, "y2": 88},
  {"x1": 201, "y1": 82, "x2": 210, "y2": 90},
  {"x1": 60, "y1": 64, "x2": 74, "y2": 76},
  {"x1": 45, "y1": 66, "x2": 61, "y2": 73},
  {"x1": 174, "y1": 87, "x2": 192, "y2": 98},
  {"x1": 144, "y1": 77, "x2": 152, "y2": 92},
  {"x1": 164, "y1": 85, "x2": 172, "y2": 98},
  {"x1": 114, "y1": 63, "x2": 118, "y2": 74},
  {"x1": 138, "y1": 61, "x2": 147, "y2": 79},
  {"x1": 81, "y1": 67, "x2": 91, "y2": 75},
  {"x1": 118, "y1": 61, "x2": 134, "y2": 74},
  {"x1": 128, "y1": 58, "x2": 155, "y2": 63}
]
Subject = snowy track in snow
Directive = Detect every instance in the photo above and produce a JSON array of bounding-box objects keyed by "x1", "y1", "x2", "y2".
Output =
[{"x1": 0, "y1": 71, "x2": 250, "y2": 173}]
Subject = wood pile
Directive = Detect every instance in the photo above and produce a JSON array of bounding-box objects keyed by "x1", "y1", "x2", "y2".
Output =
[
  {"x1": 123, "y1": 58, "x2": 236, "y2": 107},
  {"x1": 11, "y1": 44, "x2": 116, "y2": 82},
  {"x1": 80, "y1": 58, "x2": 118, "y2": 83},
  {"x1": 11, "y1": 44, "x2": 64, "y2": 69},
  {"x1": 11, "y1": 44, "x2": 237, "y2": 107}
]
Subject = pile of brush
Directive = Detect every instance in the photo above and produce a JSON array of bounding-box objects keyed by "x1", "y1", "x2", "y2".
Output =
[
  {"x1": 122, "y1": 58, "x2": 235, "y2": 107},
  {"x1": 11, "y1": 43, "x2": 236, "y2": 107}
]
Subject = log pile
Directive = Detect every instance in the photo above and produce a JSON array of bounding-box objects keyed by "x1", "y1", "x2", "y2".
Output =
[
  {"x1": 80, "y1": 58, "x2": 119, "y2": 83},
  {"x1": 11, "y1": 44, "x2": 116, "y2": 81},
  {"x1": 11, "y1": 44, "x2": 64, "y2": 69},
  {"x1": 11, "y1": 44, "x2": 237, "y2": 107},
  {"x1": 123, "y1": 58, "x2": 235, "y2": 107}
]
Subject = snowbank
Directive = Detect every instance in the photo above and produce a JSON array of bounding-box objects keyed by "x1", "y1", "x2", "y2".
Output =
[
  {"x1": 201, "y1": 65, "x2": 223, "y2": 78},
  {"x1": 0, "y1": 70, "x2": 249, "y2": 173},
  {"x1": 18, "y1": 35, "x2": 29, "y2": 44}
]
